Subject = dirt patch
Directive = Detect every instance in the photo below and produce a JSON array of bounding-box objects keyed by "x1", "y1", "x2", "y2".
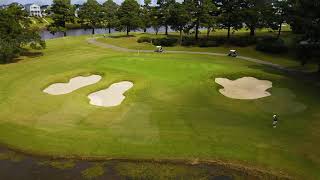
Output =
[
  {"x1": 215, "y1": 77, "x2": 272, "y2": 100},
  {"x1": 43, "y1": 75, "x2": 102, "y2": 95},
  {"x1": 88, "y1": 81, "x2": 133, "y2": 107}
]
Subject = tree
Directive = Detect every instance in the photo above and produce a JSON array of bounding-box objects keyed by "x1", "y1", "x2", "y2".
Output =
[
  {"x1": 49, "y1": 0, "x2": 75, "y2": 36},
  {"x1": 241, "y1": 0, "x2": 267, "y2": 37},
  {"x1": 168, "y1": 2, "x2": 191, "y2": 44},
  {"x1": 150, "y1": 6, "x2": 161, "y2": 35},
  {"x1": 271, "y1": 0, "x2": 292, "y2": 39},
  {"x1": 117, "y1": 0, "x2": 142, "y2": 36},
  {"x1": 102, "y1": 0, "x2": 119, "y2": 34},
  {"x1": 157, "y1": 0, "x2": 175, "y2": 35},
  {"x1": 0, "y1": 4, "x2": 45, "y2": 63},
  {"x1": 216, "y1": 0, "x2": 243, "y2": 39},
  {"x1": 292, "y1": 0, "x2": 320, "y2": 73},
  {"x1": 141, "y1": 0, "x2": 152, "y2": 32},
  {"x1": 200, "y1": 0, "x2": 218, "y2": 39},
  {"x1": 184, "y1": 0, "x2": 217, "y2": 40},
  {"x1": 78, "y1": 0, "x2": 103, "y2": 34}
]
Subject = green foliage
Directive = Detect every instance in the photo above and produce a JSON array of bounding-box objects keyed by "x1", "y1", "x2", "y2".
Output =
[
  {"x1": 117, "y1": 0, "x2": 142, "y2": 35},
  {"x1": 228, "y1": 36, "x2": 257, "y2": 47},
  {"x1": 241, "y1": 0, "x2": 268, "y2": 36},
  {"x1": 168, "y1": 2, "x2": 191, "y2": 43},
  {"x1": 49, "y1": 0, "x2": 75, "y2": 36},
  {"x1": 0, "y1": 4, "x2": 45, "y2": 63},
  {"x1": 264, "y1": 0, "x2": 292, "y2": 38},
  {"x1": 156, "y1": 0, "x2": 175, "y2": 35},
  {"x1": 152, "y1": 37, "x2": 178, "y2": 46},
  {"x1": 290, "y1": 0, "x2": 320, "y2": 41},
  {"x1": 137, "y1": 36, "x2": 153, "y2": 43},
  {"x1": 216, "y1": 0, "x2": 244, "y2": 38},
  {"x1": 150, "y1": 6, "x2": 161, "y2": 35},
  {"x1": 78, "y1": 0, "x2": 103, "y2": 34},
  {"x1": 184, "y1": 0, "x2": 217, "y2": 40},
  {"x1": 102, "y1": 0, "x2": 119, "y2": 33},
  {"x1": 256, "y1": 36, "x2": 288, "y2": 53},
  {"x1": 140, "y1": 0, "x2": 152, "y2": 32},
  {"x1": 199, "y1": 40, "x2": 220, "y2": 47}
]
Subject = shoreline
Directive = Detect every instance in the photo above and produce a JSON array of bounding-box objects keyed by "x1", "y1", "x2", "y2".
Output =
[{"x1": 0, "y1": 143, "x2": 292, "y2": 179}]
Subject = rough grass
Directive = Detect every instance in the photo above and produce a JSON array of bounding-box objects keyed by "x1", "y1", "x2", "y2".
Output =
[
  {"x1": 0, "y1": 35, "x2": 319, "y2": 179},
  {"x1": 81, "y1": 163, "x2": 105, "y2": 179},
  {"x1": 38, "y1": 160, "x2": 75, "y2": 169}
]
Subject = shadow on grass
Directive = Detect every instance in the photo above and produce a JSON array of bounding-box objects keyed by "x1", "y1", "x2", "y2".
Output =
[
  {"x1": 0, "y1": 51, "x2": 43, "y2": 65},
  {"x1": 109, "y1": 35, "x2": 135, "y2": 38}
]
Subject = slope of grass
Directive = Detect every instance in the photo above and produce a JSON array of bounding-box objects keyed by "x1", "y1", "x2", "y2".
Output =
[{"x1": 0, "y1": 35, "x2": 319, "y2": 179}]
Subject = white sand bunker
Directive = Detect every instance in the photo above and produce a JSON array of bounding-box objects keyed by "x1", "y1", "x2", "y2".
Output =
[
  {"x1": 215, "y1": 77, "x2": 272, "y2": 100},
  {"x1": 88, "y1": 81, "x2": 133, "y2": 107},
  {"x1": 43, "y1": 75, "x2": 102, "y2": 95}
]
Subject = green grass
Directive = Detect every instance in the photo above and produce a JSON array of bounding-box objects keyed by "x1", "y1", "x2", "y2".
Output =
[
  {"x1": 97, "y1": 31, "x2": 317, "y2": 72},
  {"x1": 0, "y1": 35, "x2": 319, "y2": 179}
]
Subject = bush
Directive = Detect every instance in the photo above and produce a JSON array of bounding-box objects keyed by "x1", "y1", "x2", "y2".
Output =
[
  {"x1": 256, "y1": 36, "x2": 288, "y2": 54},
  {"x1": 152, "y1": 37, "x2": 178, "y2": 46},
  {"x1": 209, "y1": 36, "x2": 227, "y2": 45},
  {"x1": 199, "y1": 40, "x2": 219, "y2": 47},
  {"x1": 181, "y1": 38, "x2": 197, "y2": 46},
  {"x1": 229, "y1": 36, "x2": 257, "y2": 47},
  {"x1": 137, "y1": 36, "x2": 152, "y2": 43}
]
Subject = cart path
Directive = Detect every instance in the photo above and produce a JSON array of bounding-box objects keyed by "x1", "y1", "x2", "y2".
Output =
[{"x1": 87, "y1": 38, "x2": 293, "y2": 72}]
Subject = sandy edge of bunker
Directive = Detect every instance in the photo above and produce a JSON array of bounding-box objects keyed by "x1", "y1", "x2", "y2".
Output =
[
  {"x1": 215, "y1": 77, "x2": 273, "y2": 100},
  {"x1": 88, "y1": 81, "x2": 134, "y2": 107},
  {"x1": 43, "y1": 75, "x2": 102, "y2": 95}
]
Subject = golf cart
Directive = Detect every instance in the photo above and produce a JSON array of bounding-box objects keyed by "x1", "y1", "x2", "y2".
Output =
[
  {"x1": 155, "y1": 46, "x2": 164, "y2": 53},
  {"x1": 228, "y1": 49, "x2": 237, "y2": 57}
]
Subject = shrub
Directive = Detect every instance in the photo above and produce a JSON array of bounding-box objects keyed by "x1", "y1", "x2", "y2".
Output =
[
  {"x1": 137, "y1": 36, "x2": 152, "y2": 43},
  {"x1": 209, "y1": 36, "x2": 227, "y2": 45},
  {"x1": 181, "y1": 39, "x2": 196, "y2": 46},
  {"x1": 152, "y1": 37, "x2": 178, "y2": 46},
  {"x1": 256, "y1": 36, "x2": 288, "y2": 53},
  {"x1": 199, "y1": 41, "x2": 219, "y2": 47},
  {"x1": 229, "y1": 36, "x2": 257, "y2": 47}
]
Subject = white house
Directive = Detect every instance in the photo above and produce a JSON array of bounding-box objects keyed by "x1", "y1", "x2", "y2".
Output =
[{"x1": 24, "y1": 4, "x2": 42, "y2": 17}]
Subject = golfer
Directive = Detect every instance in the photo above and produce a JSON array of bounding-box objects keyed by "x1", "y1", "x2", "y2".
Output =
[{"x1": 273, "y1": 114, "x2": 278, "y2": 128}]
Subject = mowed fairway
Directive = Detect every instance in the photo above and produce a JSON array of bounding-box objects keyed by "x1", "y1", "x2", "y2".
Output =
[{"x1": 0, "y1": 35, "x2": 319, "y2": 179}]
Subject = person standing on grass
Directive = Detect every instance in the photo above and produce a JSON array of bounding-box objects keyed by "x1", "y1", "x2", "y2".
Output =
[{"x1": 273, "y1": 114, "x2": 278, "y2": 128}]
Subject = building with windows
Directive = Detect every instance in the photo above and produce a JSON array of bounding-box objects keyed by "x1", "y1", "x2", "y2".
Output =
[{"x1": 24, "y1": 4, "x2": 42, "y2": 17}]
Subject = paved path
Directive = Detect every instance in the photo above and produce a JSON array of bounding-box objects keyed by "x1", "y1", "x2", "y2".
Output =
[{"x1": 87, "y1": 38, "x2": 293, "y2": 72}]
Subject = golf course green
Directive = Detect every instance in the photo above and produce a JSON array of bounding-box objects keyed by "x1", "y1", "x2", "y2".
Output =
[{"x1": 0, "y1": 34, "x2": 319, "y2": 179}]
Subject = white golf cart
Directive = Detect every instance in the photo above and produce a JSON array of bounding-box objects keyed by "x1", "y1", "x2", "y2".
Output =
[
  {"x1": 228, "y1": 49, "x2": 238, "y2": 57},
  {"x1": 154, "y1": 46, "x2": 164, "y2": 53}
]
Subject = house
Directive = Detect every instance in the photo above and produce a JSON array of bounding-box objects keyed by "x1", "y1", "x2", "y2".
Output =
[{"x1": 24, "y1": 4, "x2": 42, "y2": 17}]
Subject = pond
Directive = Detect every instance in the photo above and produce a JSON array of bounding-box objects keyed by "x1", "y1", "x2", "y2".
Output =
[
  {"x1": 0, "y1": 146, "x2": 280, "y2": 180},
  {"x1": 41, "y1": 27, "x2": 176, "y2": 40}
]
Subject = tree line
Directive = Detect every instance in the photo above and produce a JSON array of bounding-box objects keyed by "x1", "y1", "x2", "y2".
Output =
[{"x1": 49, "y1": 0, "x2": 315, "y2": 40}]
